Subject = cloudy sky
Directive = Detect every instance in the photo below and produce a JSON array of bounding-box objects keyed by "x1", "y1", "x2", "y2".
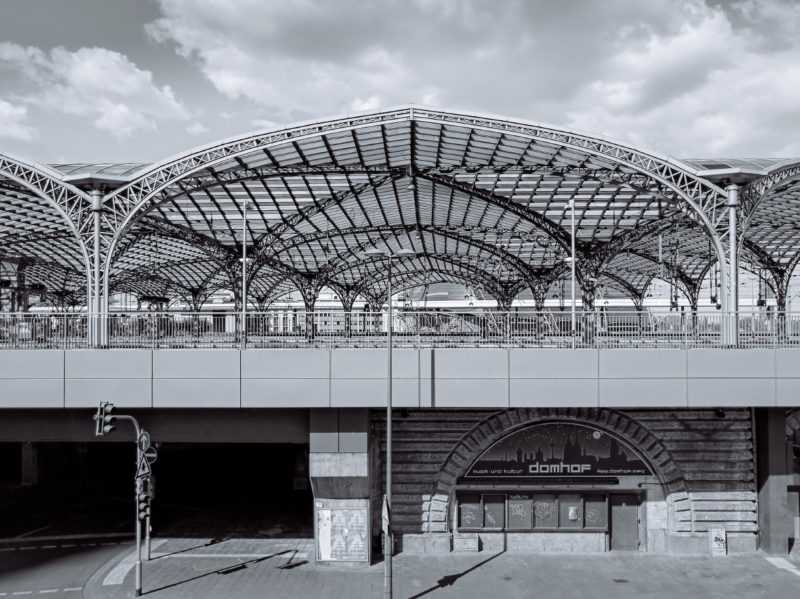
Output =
[{"x1": 0, "y1": 0, "x2": 798, "y2": 163}]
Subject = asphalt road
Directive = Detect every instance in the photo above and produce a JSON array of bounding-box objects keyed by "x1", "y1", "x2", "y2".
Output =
[{"x1": 0, "y1": 539, "x2": 132, "y2": 598}]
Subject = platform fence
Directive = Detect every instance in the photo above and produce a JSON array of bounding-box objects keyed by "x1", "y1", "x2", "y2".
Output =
[{"x1": 1, "y1": 310, "x2": 799, "y2": 350}]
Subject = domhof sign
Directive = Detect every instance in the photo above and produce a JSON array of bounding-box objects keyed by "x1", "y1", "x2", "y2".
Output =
[{"x1": 463, "y1": 422, "x2": 653, "y2": 479}]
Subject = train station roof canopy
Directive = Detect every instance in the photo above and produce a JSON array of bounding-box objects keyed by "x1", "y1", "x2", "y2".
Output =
[{"x1": 2, "y1": 106, "x2": 800, "y2": 309}]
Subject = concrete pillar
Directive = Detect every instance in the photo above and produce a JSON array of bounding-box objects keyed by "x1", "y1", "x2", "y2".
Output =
[
  {"x1": 20, "y1": 441, "x2": 39, "y2": 486},
  {"x1": 756, "y1": 408, "x2": 791, "y2": 554},
  {"x1": 309, "y1": 409, "x2": 369, "y2": 496},
  {"x1": 787, "y1": 430, "x2": 799, "y2": 553},
  {"x1": 309, "y1": 409, "x2": 371, "y2": 562}
]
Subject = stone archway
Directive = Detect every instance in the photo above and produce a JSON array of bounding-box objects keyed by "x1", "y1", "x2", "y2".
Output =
[{"x1": 421, "y1": 407, "x2": 685, "y2": 533}]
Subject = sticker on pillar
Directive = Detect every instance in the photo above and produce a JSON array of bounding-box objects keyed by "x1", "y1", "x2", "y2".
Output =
[
  {"x1": 710, "y1": 528, "x2": 727, "y2": 556},
  {"x1": 317, "y1": 509, "x2": 332, "y2": 561},
  {"x1": 316, "y1": 507, "x2": 368, "y2": 562}
]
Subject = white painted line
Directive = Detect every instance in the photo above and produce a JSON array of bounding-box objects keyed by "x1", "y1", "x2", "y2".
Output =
[
  {"x1": 765, "y1": 557, "x2": 800, "y2": 577},
  {"x1": 62, "y1": 589, "x2": 82, "y2": 593},
  {"x1": 14, "y1": 526, "x2": 51, "y2": 539},
  {"x1": 37, "y1": 591, "x2": 57, "y2": 594},
  {"x1": 103, "y1": 540, "x2": 167, "y2": 586},
  {"x1": 19, "y1": 547, "x2": 36, "y2": 551},
  {"x1": 0, "y1": 548, "x2": 15, "y2": 552},
  {"x1": 12, "y1": 592, "x2": 33, "y2": 596}
]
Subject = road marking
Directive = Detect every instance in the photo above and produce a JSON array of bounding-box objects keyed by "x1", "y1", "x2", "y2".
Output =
[
  {"x1": 61, "y1": 544, "x2": 76, "y2": 548},
  {"x1": 62, "y1": 589, "x2": 82, "y2": 593},
  {"x1": 103, "y1": 540, "x2": 167, "y2": 586},
  {"x1": 765, "y1": 557, "x2": 800, "y2": 577},
  {"x1": 19, "y1": 547, "x2": 36, "y2": 551},
  {"x1": 12, "y1": 592, "x2": 32, "y2": 596},
  {"x1": 0, "y1": 548, "x2": 15, "y2": 551},
  {"x1": 14, "y1": 526, "x2": 51, "y2": 538},
  {"x1": 37, "y1": 591, "x2": 57, "y2": 594}
]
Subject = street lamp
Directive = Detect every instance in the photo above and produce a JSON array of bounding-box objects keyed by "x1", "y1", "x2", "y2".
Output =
[
  {"x1": 241, "y1": 199, "x2": 249, "y2": 350},
  {"x1": 364, "y1": 246, "x2": 415, "y2": 599},
  {"x1": 565, "y1": 199, "x2": 576, "y2": 349}
]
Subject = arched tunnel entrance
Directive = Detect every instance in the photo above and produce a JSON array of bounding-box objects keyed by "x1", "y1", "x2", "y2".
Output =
[
  {"x1": 0, "y1": 409, "x2": 314, "y2": 541},
  {"x1": 0, "y1": 442, "x2": 312, "y2": 540}
]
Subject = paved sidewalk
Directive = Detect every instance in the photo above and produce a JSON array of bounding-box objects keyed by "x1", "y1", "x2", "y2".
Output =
[{"x1": 85, "y1": 537, "x2": 800, "y2": 599}]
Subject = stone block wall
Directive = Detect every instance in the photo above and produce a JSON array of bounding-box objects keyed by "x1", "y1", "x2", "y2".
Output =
[{"x1": 371, "y1": 408, "x2": 758, "y2": 551}]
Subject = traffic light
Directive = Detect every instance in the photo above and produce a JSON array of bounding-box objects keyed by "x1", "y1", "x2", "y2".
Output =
[
  {"x1": 137, "y1": 490, "x2": 151, "y2": 521},
  {"x1": 95, "y1": 402, "x2": 116, "y2": 436},
  {"x1": 93, "y1": 403, "x2": 104, "y2": 436}
]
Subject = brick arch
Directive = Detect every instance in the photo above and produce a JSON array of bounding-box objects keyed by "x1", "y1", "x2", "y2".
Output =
[{"x1": 423, "y1": 408, "x2": 686, "y2": 531}]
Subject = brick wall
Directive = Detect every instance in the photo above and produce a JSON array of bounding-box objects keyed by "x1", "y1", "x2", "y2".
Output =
[{"x1": 371, "y1": 408, "x2": 757, "y2": 539}]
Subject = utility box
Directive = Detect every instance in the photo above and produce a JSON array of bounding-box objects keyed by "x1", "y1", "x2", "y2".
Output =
[{"x1": 314, "y1": 498, "x2": 370, "y2": 563}]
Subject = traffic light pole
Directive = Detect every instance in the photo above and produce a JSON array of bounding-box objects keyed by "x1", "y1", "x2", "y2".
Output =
[
  {"x1": 115, "y1": 413, "x2": 145, "y2": 598},
  {"x1": 93, "y1": 403, "x2": 148, "y2": 597}
]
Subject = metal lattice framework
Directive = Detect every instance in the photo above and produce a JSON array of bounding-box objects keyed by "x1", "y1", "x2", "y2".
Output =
[{"x1": 1, "y1": 107, "x2": 798, "y2": 313}]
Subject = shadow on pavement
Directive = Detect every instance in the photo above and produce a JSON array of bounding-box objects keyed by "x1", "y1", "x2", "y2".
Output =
[
  {"x1": 407, "y1": 551, "x2": 506, "y2": 599},
  {"x1": 149, "y1": 537, "x2": 227, "y2": 561},
  {"x1": 144, "y1": 549, "x2": 295, "y2": 595}
]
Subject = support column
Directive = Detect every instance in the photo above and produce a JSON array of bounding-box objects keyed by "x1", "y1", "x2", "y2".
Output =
[
  {"x1": 726, "y1": 184, "x2": 739, "y2": 346},
  {"x1": 304, "y1": 297, "x2": 316, "y2": 341},
  {"x1": 14, "y1": 263, "x2": 29, "y2": 312},
  {"x1": 309, "y1": 409, "x2": 370, "y2": 563},
  {"x1": 772, "y1": 274, "x2": 789, "y2": 341},
  {"x1": 580, "y1": 279, "x2": 598, "y2": 345},
  {"x1": 756, "y1": 408, "x2": 791, "y2": 554},
  {"x1": 91, "y1": 189, "x2": 103, "y2": 347}
]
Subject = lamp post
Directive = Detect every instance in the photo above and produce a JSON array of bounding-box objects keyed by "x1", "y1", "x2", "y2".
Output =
[
  {"x1": 241, "y1": 199, "x2": 249, "y2": 350},
  {"x1": 364, "y1": 246, "x2": 415, "y2": 599},
  {"x1": 567, "y1": 199, "x2": 576, "y2": 349}
]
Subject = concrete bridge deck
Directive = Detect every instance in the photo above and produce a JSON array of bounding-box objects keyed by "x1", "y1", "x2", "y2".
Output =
[{"x1": 2, "y1": 347, "x2": 798, "y2": 409}]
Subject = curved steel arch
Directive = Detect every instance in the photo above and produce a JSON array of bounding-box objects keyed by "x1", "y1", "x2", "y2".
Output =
[
  {"x1": 360, "y1": 270, "x2": 505, "y2": 307},
  {"x1": 264, "y1": 223, "x2": 557, "y2": 285},
  {"x1": 740, "y1": 159, "x2": 800, "y2": 224},
  {"x1": 341, "y1": 254, "x2": 513, "y2": 303},
  {"x1": 0, "y1": 153, "x2": 94, "y2": 305},
  {"x1": 100, "y1": 106, "x2": 732, "y2": 315}
]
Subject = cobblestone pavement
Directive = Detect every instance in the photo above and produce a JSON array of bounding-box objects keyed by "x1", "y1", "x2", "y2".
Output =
[{"x1": 85, "y1": 537, "x2": 800, "y2": 599}]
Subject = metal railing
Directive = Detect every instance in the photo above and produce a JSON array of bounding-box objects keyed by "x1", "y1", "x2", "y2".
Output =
[{"x1": 1, "y1": 310, "x2": 799, "y2": 350}]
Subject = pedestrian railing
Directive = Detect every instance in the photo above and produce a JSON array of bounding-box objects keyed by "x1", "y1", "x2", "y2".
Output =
[{"x1": 1, "y1": 310, "x2": 799, "y2": 349}]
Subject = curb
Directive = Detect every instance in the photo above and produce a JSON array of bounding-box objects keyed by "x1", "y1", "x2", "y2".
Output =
[{"x1": 83, "y1": 543, "x2": 136, "y2": 599}]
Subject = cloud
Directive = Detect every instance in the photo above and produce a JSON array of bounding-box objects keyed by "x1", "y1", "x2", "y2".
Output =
[
  {"x1": 0, "y1": 43, "x2": 190, "y2": 139},
  {"x1": 565, "y1": 2, "x2": 800, "y2": 156},
  {"x1": 145, "y1": 0, "x2": 800, "y2": 157},
  {"x1": 0, "y1": 99, "x2": 36, "y2": 141},
  {"x1": 186, "y1": 121, "x2": 209, "y2": 135}
]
